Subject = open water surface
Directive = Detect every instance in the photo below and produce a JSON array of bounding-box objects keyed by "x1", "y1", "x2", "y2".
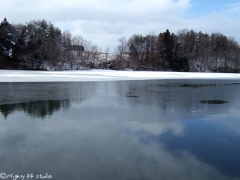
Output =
[{"x1": 0, "y1": 80, "x2": 240, "y2": 180}]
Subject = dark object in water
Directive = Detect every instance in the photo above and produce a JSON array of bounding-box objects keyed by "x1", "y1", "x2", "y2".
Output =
[
  {"x1": 126, "y1": 95, "x2": 138, "y2": 98},
  {"x1": 199, "y1": 100, "x2": 228, "y2": 104},
  {"x1": 180, "y1": 84, "x2": 218, "y2": 88}
]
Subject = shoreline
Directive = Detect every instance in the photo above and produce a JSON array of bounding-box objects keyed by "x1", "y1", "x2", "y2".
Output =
[{"x1": 1, "y1": 69, "x2": 240, "y2": 82}]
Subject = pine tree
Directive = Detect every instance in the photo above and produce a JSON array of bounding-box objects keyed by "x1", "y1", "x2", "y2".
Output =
[
  {"x1": 157, "y1": 29, "x2": 173, "y2": 70},
  {"x1": 0, "y1": 18, "x2": 17, "y2": 68}
]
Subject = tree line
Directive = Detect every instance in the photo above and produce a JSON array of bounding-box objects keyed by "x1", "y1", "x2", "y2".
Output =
[
  {"x1": 0, "y1": 18, "x2": 98, "y2": 70},
  {"x1": 110, "y1": 30, "x2": 240, "y2": 72},
  {"x1": 1, "y1": 18, "x2": 240, "y2": 72}
]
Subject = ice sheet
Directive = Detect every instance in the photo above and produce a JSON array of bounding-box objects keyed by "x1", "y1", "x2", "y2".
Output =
[{"x1": 0, "y1": 69, "x2": 240, "y2": 82}]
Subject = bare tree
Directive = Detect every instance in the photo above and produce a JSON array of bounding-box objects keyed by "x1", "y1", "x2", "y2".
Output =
[
  {"x1": 105, "y1": 47, "x2": 109, "y2": 62},
  {"x1": 115, "y1": 37, "x2": 128, "y2": 69}
]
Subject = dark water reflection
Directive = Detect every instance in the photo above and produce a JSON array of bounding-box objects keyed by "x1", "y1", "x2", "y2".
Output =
[
  {"x1": 0, "y1": 80, "x2": 240, "y2": 180},
  {"x1": 0, "y1": 100, "x2": 71, "y2": 119}
]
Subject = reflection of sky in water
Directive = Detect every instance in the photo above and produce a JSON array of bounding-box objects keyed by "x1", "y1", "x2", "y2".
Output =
[
  {"x1": 136, "y1": 111, "x2": 240, "y2": 178},
  {"x1": 0, "y1": 80, "x2": 240, "y2": 180}
]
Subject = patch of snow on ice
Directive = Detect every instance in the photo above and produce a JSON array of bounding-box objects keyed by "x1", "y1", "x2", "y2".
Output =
[{"x1": 0, "y1": 69, "x2": 240, "y2": 82}]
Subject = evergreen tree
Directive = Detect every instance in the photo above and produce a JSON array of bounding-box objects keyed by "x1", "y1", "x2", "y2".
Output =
[
  {"x1": 157, "y1": 29, "x2": 173, "y2": 70},
  {"x1": 0, "y1": 18, "x2": 17, "y2": 68}
]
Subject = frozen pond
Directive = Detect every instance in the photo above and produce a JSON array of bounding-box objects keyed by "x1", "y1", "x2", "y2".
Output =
[{"x1": 0, "y1": 80, "x2": 240, "y2": 180}]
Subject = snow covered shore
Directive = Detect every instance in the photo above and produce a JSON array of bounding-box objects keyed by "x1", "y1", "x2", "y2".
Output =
[{"x1": 1, "y1": 69, "x2": 240, "y2": 82}]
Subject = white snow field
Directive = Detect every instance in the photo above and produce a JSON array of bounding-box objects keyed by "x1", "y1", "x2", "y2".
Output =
[{"x1": 1, "y1": 69, "x2": 240, "y2": 82}]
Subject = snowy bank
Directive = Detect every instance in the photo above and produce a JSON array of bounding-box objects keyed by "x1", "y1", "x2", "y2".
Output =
[{"x1": 1, "y1": 69, "x2": 240, "y2": 82}]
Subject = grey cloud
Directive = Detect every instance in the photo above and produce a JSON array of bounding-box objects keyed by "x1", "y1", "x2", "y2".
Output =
[
  {"x1": 0, "y1": 0, "x2": 189, "y2": 23},
  {"x1": 0, "y1": 0, "x2": 239, "y2": 50}
]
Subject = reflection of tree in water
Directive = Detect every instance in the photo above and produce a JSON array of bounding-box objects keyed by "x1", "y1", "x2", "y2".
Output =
[{"x1": 0, "y1": 99, "x2": 74, "y2": 119}]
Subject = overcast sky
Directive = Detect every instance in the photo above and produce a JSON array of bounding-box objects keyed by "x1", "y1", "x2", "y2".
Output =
[{"x1": 1, "y1": 0, "x2": 240, "y2": 52}]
